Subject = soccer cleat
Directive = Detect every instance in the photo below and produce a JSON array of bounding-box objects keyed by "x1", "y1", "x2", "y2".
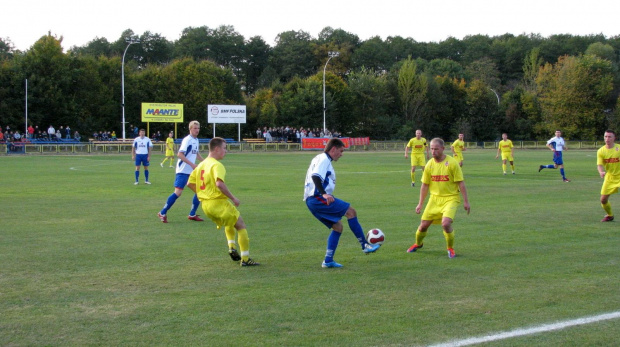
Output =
[
  {"x1": 134, "y1": 181, "x2": 139, "y2": 185},
  {"x1": 411, "y1": 182, "x2": 415, "y2": 187},
  {"x1": 228, "y1": 248, "x2": 241, "y2": 261},
  {"x1": 512, "y1": 171, "x2": 516, "y2": 175},
  {"x1": 241, "y1": 258, "x2": 260, "y2": 266},
  {"x1": 321, "y1": 260, "x2": 343, "y2": 268},
  {"x1": 145, "y1": 181, "x2": 151, "y2": 185},
  {"x1": 363, "y1": 243, "x2": 381, "y2": 254},
  {"x1": 157, "y1": 212, "x2": 168, "y2": 223},
  {"x1": 160, "y1": 162, "x2": 163, "y2": 167},
  {"x1": 601, "y1": 215, "x2": 614, "y2": 222},
  {"x1": 447, "y1": 248, "x2": 456, "y2": 258},
  {"x1": 538, "y1": 165, "x2": 544, "y2": 172},
  {"x1": 188, "y1": 215, "x2": 204, "y2": 222},
  {"x1": 406, "y1": 244, "x2": 423, "y2": 253},
  {"x1": 563, "y1": 178, "x2": 571, "y2": 182},
  {"x1": 503, "y1": 172, "x2": 506, "y2": 175}
]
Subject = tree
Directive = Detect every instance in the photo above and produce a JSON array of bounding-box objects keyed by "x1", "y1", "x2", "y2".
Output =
[
  {"x1": 351, "y1": 36, "x2": 391, "y2": 72},
  {"x1": 398, "y1": 56, "x2": 428, "y2": 127},
  {"x1": 347, "y1": 67, "x2": 395, "y2": 138},
  {"x1": 536, "y1": 55, "x2": 614, "y2": 139},
  {"x1": 465, "y1": 79, "x2": 501, "y2": 141},
  {"x1": 241, "y1": 36, "x2": 271, "y2": 95},
  {"x1": 270, "y1": 30, "x2": 316, "y2": 81}
]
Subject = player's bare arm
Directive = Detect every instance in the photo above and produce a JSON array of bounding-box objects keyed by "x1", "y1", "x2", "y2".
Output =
[
  {"x1": 458, "y1": 181, "x2": 470, "y2": 214},
  {"x1": 415, "y1": 183, "x2": 429, "y2": 214},
  {"x1": 598, "y1": 164, "x2": 606, "y2": 178},
  {"x1": 216, "y1": 179, "x2": 240, "y2": 206}
]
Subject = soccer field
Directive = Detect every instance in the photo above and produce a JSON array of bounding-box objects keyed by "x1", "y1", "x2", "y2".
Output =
[{"x1": 1, "y1": 149, "x2": 619, "y2": 346}]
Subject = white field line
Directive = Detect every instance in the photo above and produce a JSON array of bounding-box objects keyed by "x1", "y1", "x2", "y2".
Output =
[{"x1": 427, "y1": 311, "x2": 620, "y2": 347}]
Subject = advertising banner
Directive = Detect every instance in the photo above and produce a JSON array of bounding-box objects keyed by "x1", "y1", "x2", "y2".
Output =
[
  {"x1": 141, "y1": 103, "x2": 184, "y2": 123},
  {"x1": 208, "y1": 105, "x2": 247, "y2": 124},
  {"x1": 302, "y1": 137, "x2": 351, "y2": 150}
]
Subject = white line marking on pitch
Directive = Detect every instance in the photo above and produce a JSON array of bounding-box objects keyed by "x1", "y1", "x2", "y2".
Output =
[{"x1": 427, "y1": 311, "x2": 620, "y2": 347}]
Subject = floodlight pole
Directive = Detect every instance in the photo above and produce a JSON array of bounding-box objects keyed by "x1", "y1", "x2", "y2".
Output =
[
  {"x1": 323, "y1": 51, "x2": 339, "y2": 136},
  {"x1": 122, "y1": 38, "x2": 140, "y2": 140}
]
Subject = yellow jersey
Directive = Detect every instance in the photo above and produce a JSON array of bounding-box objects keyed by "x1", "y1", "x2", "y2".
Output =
[
  {"x1": 165, "y1": 137, "x2": 174, "y2": 155},
  {"x1": 188, "y1": 157, "x2": 228, "y2": 201},
  {"x1": 597, "y1": 144, "x2": 620, "y2": 176},
  {"x1": 498, "y1": 139, "x2": 513, "y2": 153},
  {"x1": 406, "y1": 137, "x2": 427, "y2": 154},
  {"x1": 421, "y1": 155, "x2": 464, "y2": 197},
  {"x1": 451, "y1": 139, "x2": 465, "y2": 154}
]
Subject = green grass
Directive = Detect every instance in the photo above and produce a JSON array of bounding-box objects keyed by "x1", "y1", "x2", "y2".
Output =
[{"x1": 1, "y1": 149, "x2": 619, "y2": 346}]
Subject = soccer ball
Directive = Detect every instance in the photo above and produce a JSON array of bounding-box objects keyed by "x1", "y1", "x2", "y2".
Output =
[{"x1": 366, "y1": 228, "x2": 385, "y2": 245}]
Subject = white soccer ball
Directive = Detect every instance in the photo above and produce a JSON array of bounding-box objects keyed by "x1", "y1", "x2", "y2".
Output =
[{"x1": 366, "y1": 228, "x2": 385, "y2": 245}]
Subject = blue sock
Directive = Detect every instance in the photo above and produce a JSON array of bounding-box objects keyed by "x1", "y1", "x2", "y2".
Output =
[
  {"x1": 145, "y1": 170, "x2": 149, "y2": 182},
  {"x1": 560, "y1": 168, "x2": 566, "y2": 179},
  {"x1": 161, "y1": 193, "x2": 179, "y2": 215},
  {"x1": 189, "y1": 194, "x2": 200, "y2": 216},
  {"x1": 347, "y1": 216, "x2": 366, "y2": 247},
  {"x1": 135, "y1": 170, "x2": 139, "y2": 182},
  {"x1": 325, "y1": 231, "x2": 342, "y2": 263},
  {"x1": 546, "y1": 164, "x2": 555, "y2": 169}
]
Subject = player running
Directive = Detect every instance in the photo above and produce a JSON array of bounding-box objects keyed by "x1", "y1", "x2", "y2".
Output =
[
  {"x1": 495, "y1": 133, "x2": 515, "y2": 175},
  {"x1": 157, "y1": 121, "x2": 205, "y2": 223},
  {"x1": 539, "y1": 130, "x2": 570, "y2": 182},
  {"x1": 407, "y1": 138, "x2": 470, "y2": 258},
  {"x1": 597, "y1": 130, "x2": 620, "y2": 222},
  {"x1": 405, "y1": 129, "x2": 429, "y2": 187}
]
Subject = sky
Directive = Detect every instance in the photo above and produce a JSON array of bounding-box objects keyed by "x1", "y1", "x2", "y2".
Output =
[{"x1": 2, "y1": 0, "x2": 618, "y2": 51}]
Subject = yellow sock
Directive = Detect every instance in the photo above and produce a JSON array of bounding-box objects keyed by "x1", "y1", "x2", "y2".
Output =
[
  {"x1": 237, "y1": 228, "x2": 250, "y2": 261},
  {"x1": 411, "y1": 172, "x2": 415, "y2": 183},
  {"x1": 443, "y1": 230, "x2": 455, "y2": 249},
  {"x1": 415, "y1": 229, "x2": 427, "y2": 246},
  {"x1": 511, "y1": 164, "x2": 515, "y2": 171},
  {"x1": 502, "y1": 164, "x2": 506, "y2": 172},
  {"x1": 602, "y1": 202, "x2": 613, "y2": 216},
  {"x1": 224, "y1": 226, "x2": 237, "y2": 249}
]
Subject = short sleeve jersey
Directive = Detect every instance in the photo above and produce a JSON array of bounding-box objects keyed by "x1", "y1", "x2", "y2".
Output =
[
  {"x1": 188, "y1": 157, "x2": 227, "y2": 201},
  {"x1": 303, "y1": 153, "x2": 335, "y2": 201},
  {"x1": 422, "y1": 155, "x2": 464, "y2": 197},
  {"x1": 547, "y1": 136, "x2": 565, "y2": 151},
  {"x1": 132, "y1": 136, "x2": 153, "y2": 154},
  {"x1": 597, "y1": 144, "x2": 620, "y2": 176},
  {"x1": 499, "y1": 139, "x2": 513, "y2": 153},
  {"x1": 451, "y1": 139, "x2": 465, "y2": 154},
  {"x1": 176, "y1": 134, "x2": 200, "y2": 174},
  {"x1": 166, "y1": 137, "x2": 174, "y2": 150},
  {"x1": 407, "y1": 137, "x2": 427, "y2": 154}
]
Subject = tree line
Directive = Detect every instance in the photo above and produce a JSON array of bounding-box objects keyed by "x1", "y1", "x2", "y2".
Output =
[{"x1": 1, "y1": 26, "x2": 619, "y2": 141}]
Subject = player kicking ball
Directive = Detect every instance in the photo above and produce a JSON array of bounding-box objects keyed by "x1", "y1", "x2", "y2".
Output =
[{"x1": 407, "y1": 138, "x2": 470, "y2": 258}]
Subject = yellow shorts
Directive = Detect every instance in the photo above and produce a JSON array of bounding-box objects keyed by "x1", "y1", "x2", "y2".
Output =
[
  {"x1": 601, "y1": 174, "x2": 620, "y2": 196},
  {"x1": 421, "y1": 195, "x2": 461, "y2": 224},
  {"x1": 453, "y1": 153, "x2": 463, "y2": 162},
  {"x1": 165, "y1": 150, "x2": 175, "y2": 157},
  {"x1": 201, "y1": 199, "x2": 240, "y2": 229},
  {"x1": 411, "y1": 154, "x2": 426, "y2": 167},
  {"x1": 501, "y1": 153, "x2": 513, "y2": 161}
]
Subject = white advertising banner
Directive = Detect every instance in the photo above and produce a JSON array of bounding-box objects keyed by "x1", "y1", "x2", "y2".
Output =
[{"x1": 207, "y1": 105, "x2": 247, "y2": 124}]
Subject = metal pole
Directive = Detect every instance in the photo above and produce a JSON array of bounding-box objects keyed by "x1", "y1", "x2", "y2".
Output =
[
  {"x1": 122, "y1": 39, "x2": 139, "y2": 140},
  {"x1": 322, "y1": 51, "x2": 339, "y2": 136},
  {"x1": 25, "y1": 79, "x2": 28, "y2": 138}
]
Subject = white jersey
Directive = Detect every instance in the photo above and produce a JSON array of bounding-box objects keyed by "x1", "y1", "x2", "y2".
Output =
[
  {"x1": 547, "y1": 136, "x2": 565, "y2": 151},
  {"x1": 132, "y1": 136, "x2": 153, "y2": 155},
  {"x1": 303, "y1": 152, "x2": 336, "y2": 201},
  {"x1": 176, "y1": 134, "x2": 200, "y2": 174}
]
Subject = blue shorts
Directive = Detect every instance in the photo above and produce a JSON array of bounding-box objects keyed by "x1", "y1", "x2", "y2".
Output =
[
  {"x1": 174, "y1": 173, "x2": 190, "y2": 189},
  {"x1": 135, "y1": 154, "x2": 149, "y2": 167},
  {"x1": 306, "y1": 196, "x2": 350, "y2": 229},
  {"x1": 553, "y1": 151, "x2": 564, "y2": 165}
]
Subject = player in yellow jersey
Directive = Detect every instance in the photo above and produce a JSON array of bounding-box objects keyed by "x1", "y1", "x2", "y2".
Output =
[
  {"x1": 407, "y1": 138, "x2": 470, "y2": 258},
  {"x1": 495, "y1": 133, "x2": 515, "y2": 175},
  {"x1": 187, "y1": 137, "x2": 259, "y2": 266},
  {"x1": 450, "y1": 133, "x2": 466, "y2": 167},
  {"x1": 160, "y1": 131, "x2": 175, "y2": 167},
  {"x1": 597, "y1": 130, "x2": 620, "y2": 222},
  {"x1": 404, "y1": 129, "x2": 429, "y2": 187}
]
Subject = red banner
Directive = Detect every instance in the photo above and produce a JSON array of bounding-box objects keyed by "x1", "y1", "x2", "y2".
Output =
[{"x1": 301, "y1": 137, "x2": 369, "y2": 150}]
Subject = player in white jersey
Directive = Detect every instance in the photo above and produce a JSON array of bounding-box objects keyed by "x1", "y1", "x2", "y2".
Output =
[
  {"x1": 157, "y1": 121, "x2": 205, "y2": 223},
  {"x1": 304, "y1": 138, "x2": 380, "y2": 268},
  {"x1": 131, "y1": 129, "x2": 153, "y2": 185},
  {"x1": 538, "y1": 130, "x2": 570, "y2": 182}
]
